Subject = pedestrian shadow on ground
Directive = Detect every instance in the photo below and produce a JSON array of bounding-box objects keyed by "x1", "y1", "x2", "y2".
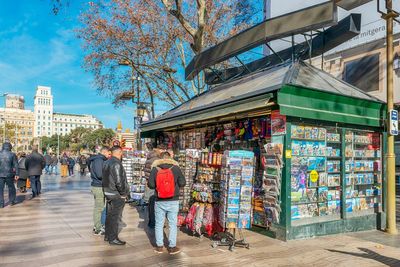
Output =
[
  {"x1": 134, "y1": 205, "x2": 170, "y2": 248},
  {"x1": 327, "y1": 247, "x2": 400, "y2": 267}
]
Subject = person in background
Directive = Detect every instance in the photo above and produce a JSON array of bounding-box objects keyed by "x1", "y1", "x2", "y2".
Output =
[
  {"x1": 25, "y1": 145, "x2": 45, "y2": 198},
  {"x1": 50, "y1": 153, "x2": 58, "y2": 175},
  {"x1": 17, "y1": 152, "x2": 28, "y2": 193},
  {"x1": 78, "y1": 155, "x2": 88, "y2": 176},
  {"x1": 60, "y1": 153, "x2": 69, "y2": 178},
  {"x1": 44, "y1": 153, "x2": 51, "y2": 175},
  {"x1": 102, "y1": 146, "x2": 130, "y2": 246},
  {"x1": 0, "y1": 142, "x2": 19, "y2": 208},
  {"x1": 67, "y1": 156, "x2": 75, "y2": 176},
  {"x1": 149, "y1": 151, "x2": 186, "y2": 255},
  {"x1": 143, "y1": 143, "x2": 161, "y2": 229},
  {"x1": 87, "y1": 147, "x2": 110, "y2": 235}
]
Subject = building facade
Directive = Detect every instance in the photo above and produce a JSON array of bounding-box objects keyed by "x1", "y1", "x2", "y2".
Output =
[
  {"x1": 33, "y1": 86, "x2": 103, "y2": 137},
  {"x1": 34, "y1": 86, "x2": 54, "y2": 138},
  {"x1": 312, "y1": 34, "x2": 400, "y2": 104},
  {"x1": 6, "y1": 94, "x2": 25, "y2": 109},
  {"x1": 53, "y1": 113, "x2": 102, "y2": 136},
  {"x1": 0, "y1": 96, "x2": 35, "y2": 151}
]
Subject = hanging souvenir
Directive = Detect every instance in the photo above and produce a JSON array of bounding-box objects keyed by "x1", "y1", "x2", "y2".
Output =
[{"x1": 244, "y1": 119, "x2": 253, "y2": 140}]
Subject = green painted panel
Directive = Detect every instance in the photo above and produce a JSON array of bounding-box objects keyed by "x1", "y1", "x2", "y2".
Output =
[
  {"x1": 288, "y1": 214, "x2": 378, "y2": 240},
  {"x1": 278, "y1": 85, "x2": 386, "y2": 127}
]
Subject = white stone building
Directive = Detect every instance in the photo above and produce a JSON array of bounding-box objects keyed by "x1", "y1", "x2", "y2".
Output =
[
  {"x1": 33, "y1": 86, "x2": 103, "y2": 137},
  {"x1": 34, "y1": 86, "x2": 54, "y2": 137},
  {"x1": 53, "y1": 113, "x2": 102, "y2": 136}
]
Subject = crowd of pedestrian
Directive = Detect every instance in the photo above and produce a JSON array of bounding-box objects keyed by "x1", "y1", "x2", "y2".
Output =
[
  {"x1": 0, "y1": 143, "x2": 45, "y2": 207},
  {"x1": 0, "y1": 141, "x2": 91, "y2": 208},
  {"x1": 87, "y1": 143, "x2": 185, "y2": 254},
  {"x1": 0, "y1": 140, "x2": 186, "y2": 255}
]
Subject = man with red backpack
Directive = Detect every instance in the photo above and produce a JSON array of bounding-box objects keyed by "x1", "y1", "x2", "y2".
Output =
[{"x1": 148, "y1": 151, "x2": 186, "y2": 255}]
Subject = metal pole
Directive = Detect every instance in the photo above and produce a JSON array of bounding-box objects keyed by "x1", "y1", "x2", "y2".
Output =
[
  {"x1": 3, "y1": 96, "x2": 6, "y2": 143},
  {"x1": 384, "y1": 0, "x2": 398, "y2": 235},
  {"x1": 57, "y1": 134, "x2": 60, "y2": 157},
  {"x1": 15, "y1": 124, "x2": 17, "y2": 151}
]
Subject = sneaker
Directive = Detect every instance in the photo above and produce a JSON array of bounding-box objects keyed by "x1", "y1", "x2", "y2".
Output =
[
  {"x1": 93, "y1": 229, "x2": 103, "y2": 235},
  {"x1": 168, "y1": 247, "x2": 181, "y2": 255},
  {"x1": 154, "y1": 246, "x2": 165, "y2": 254}
]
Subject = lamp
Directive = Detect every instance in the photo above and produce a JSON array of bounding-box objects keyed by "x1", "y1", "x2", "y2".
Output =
[
  {"x1": 394, "y1": 53, "x2": 400, "y2": 75},
  {"x1": 137, "y1": 103, "x2": 146, "y2": 118}
]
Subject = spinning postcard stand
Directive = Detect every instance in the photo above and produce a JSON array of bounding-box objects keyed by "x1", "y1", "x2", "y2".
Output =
[{"x1": 212, "y1": 150, "x2": 254, "y2": 251}]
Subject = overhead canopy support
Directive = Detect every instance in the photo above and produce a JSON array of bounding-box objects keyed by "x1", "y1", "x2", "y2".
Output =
[
  {"x1": 335, "y1": 0, "x2": 373, "y2": 10},
  {"x1": 205, "y1": 13, "x2": 361, "y2": 85},
  {"x1": 185, "y1": 1, "x2": 338, "y2": 80}
]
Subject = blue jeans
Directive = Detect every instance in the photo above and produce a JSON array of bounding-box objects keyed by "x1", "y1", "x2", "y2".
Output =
[
  {"x1": 101, "y1": 207, "x2": 106, "y2": 225},
  {"x1": 155, "y1": 200, "x2": 179, "y2": 248},
  {"x1": 50, "y1": 165, "x2": 58, "y2": 174},
  {"x1": 45, "y1": 165, "x2": 50, "y2": 174},
  {"x1": 29, "y1": 175, "x2": 41, "y2": 197},
  {"x1": 0, "y1": 177, "x2": 16, "y2": 207}
]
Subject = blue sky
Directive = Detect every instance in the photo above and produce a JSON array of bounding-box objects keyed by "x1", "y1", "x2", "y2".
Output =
[{"x1": 0, "y1": 0, "x2": 141, "y2": 130}]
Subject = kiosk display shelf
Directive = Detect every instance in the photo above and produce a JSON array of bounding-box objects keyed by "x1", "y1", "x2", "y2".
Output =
[
  {"x1": 344, "y1": 131, "x2": 382, "y2": 215},
  {"x1": 291, "y1": 125, "x2": 342, "y2": 224}
]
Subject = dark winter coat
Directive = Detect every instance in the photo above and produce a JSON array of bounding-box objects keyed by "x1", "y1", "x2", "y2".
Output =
[
  {"x1": 78, "y1": 156, "x2": 88, "y2": 168},
  {"x1": 44, "y1": 154, "x2": 52, "y2": 165},
  {"x1": 60, "y1": 156, "x2": 68, "y2": 165},
  {"x1": 67, "y1": 157, "x2": 75, "y2": 168},
  {"x1": 25, "y1": 151, "x2": 46, "y2": 176},
  {"x1": 18, "y1": 157, "x2": 29, "y2": 180},
  {"x1": 50, "y1": 156, "x2": 58, "y2": 166},
  {"x1": 148, "y1": 158, "x2": 186, "y2": 202},
  {"x1": 102, "y1": 156, "x2": 129, "y2": 197},
  {"x1": 143, "y1": 151, "x2": 160, "y2": 201},
  {"x1": 87, "y1": 154, "x2": 108, "y2": 187},
  {"x1": 0, "y1": 143, "x2": 19, "y2": 178}
]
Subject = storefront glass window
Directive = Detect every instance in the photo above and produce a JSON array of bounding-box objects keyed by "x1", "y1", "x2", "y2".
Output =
[{"x1": 290, "y1": 124, "x2": 382, "y2": 225}]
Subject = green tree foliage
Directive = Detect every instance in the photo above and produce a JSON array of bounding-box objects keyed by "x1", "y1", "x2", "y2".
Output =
[{"x1": 41, "y1": 128, "x2": 115, "y2": 153}]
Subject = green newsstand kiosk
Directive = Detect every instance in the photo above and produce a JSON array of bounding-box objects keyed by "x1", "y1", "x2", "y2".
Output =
[{"x1": 141, "y1": 61, "x2": 387, "y2": 240}]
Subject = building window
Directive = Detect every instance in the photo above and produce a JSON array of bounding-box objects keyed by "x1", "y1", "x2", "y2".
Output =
[{"x1": 343, "y1": 53, "x2": 380, "y2": 92}]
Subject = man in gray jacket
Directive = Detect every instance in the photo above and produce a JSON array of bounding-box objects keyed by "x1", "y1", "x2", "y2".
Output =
[
  {"x1": 25, "y1": 145, "x2": 45, "y2": 198},
  {"x1": 0, "y1": 142, "x2": 19, "y2": 208}
]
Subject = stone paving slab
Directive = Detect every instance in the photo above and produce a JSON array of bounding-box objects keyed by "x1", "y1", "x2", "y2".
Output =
[{"x1": 0, "y1": 174, "x2": 399, "y2": 267}]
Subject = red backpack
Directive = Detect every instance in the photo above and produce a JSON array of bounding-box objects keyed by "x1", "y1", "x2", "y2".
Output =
[{"x1": 156, "y1": 167, "x2": 175, "y2": 199}]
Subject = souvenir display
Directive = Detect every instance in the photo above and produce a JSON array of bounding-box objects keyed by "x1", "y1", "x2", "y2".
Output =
[
  {"x1": 345, "y1": 131, "x2": 382, "y2": 213},
  {"x1": 122, "y1": 151, "x2": 147, "y2": 201},
  {"x1": 178, "y1": 149, "x2": 200, "y2": 212},
  {"x1": 219, "y1": 151, "x2": 255, "y2": 229},
  {"x1": 271, "y1": 110, "x2": 286, "y2": 136},
  {"x1": 291, "y1": 125, "x2": 342, "y2": 221}
]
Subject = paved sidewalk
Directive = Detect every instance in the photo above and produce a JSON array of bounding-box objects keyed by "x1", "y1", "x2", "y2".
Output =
[{"x1": 0, "y1": 174, "x2": 399, "y2": 267}]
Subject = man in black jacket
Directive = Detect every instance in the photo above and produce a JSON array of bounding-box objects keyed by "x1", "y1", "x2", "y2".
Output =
[
  {"x1": 149, "y1": 151, "x2": 186, "y2": 255},
  {"x1": 0, "y1": 142, "x2": 19, "y2": 208},
  {"x1": 25, "y1": 145, "x2": 45, "y2": 198},
  {"x1": 87, "y1": 146, "x2": 109, "y2": 235},
  {"x1": 102, "y1": 146, "x2": 129, "y2": 246}
]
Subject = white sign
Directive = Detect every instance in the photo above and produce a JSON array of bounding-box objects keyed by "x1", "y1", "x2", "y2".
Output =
[{"x1": 390, "y1": 109, "x2": 398, "y2": 136}]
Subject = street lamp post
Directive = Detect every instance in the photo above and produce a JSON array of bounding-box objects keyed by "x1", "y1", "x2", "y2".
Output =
[
  {"x1": 136, "y1": 103, "x2": 147, "y2": 150},
  {"x1": 378, "y1": 0, "x2": 399, "y2": 235},
  {"x1": 0, "y1": 93, "x2": 9, "y2": 143}
]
